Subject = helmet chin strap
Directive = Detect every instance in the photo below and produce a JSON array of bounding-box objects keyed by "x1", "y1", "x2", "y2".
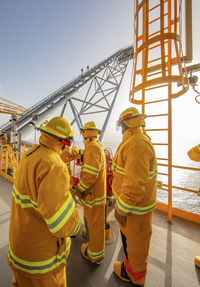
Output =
[
  {"x1": 61, "y1": 139, "x2": 70, "y2": 146},
  {"x1": 121, "y1": 122, "x2": 129, "y2": 134}
]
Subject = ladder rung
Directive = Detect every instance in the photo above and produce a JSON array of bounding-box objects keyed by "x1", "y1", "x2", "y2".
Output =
[
  {"x1": 148, "y1": 0, "x2": 168, "y2": 13},
  {"x1": 137, "y1": 35, "x2": 143, "y2": 41},
  {"x1": 162, "y1": 183, "x2": 198, "y2": 194},
  {"x1": 144, "y1": 84, "x2": 168, "y2": 91},
  {"x1": 157, "y1": 163, "x2": 168, "y2": 166},
  {"x1": 148, "y1": 55, "x2": 169, "y2": 65},
  {"x1": 157, "y1": 158, "x2": 168, "y2": 161},
  {"x1": 145, "y1": 99, "x2": 168, "y2": 104},
  {"x1": 149, "y1": 27, "x2": 168, "y2": 39},
  {"x1": 172, "y1": 165, "x2": 200, "y2": 171},
  {"x1": 147, "y1": 71, "x2": 162, "y2": 77},
  {"x1": 148, "y1": 114, "x2": 168, "y2": 118},
  {"x1": 148, "y1": 3, "x2": 161, "y2": 12},
  {"x1": 148, "y1": 40, "x2": 168, "y2": 51},
  {"x1": 148, "y1": 13, "x2": 168, "y2": 25},
  {"x1": 158, "y1": 172, "x2": 168, "y2": 176},
  {"x1": 149, "y1": 16, "x2": 161, "y2": 25},
  {"x1": 145, "y1": 128, "x2": 168, "y2": 131}
]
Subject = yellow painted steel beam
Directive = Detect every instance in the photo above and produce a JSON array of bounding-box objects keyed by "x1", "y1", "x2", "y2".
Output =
[
  {"x1": 0, "y1": 110, "x2": 23, "y2": 115},
  {"x1": 0, "y1": 170, "x2": 14, "y2": 183},
  {"x1": 156, "y1": 202, "x2": 200, "y2": 224}
]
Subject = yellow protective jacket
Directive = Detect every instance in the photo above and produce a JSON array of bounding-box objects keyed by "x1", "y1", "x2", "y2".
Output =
[
  {"x1": 7, "y1": 133, "x2": 81, "y2": 278},
  {"x1": 77, "y1": 139, "x2": 106, "y2": 207},
  {"x1": 188, "y1": 144, "x2": 200, "y2": 162},
  {"x1": 112, "y1": 128, "x2": 157, "y2": 215},
  {"x1": 77, "y1": 138, "x2": 106, "y2": 262}
]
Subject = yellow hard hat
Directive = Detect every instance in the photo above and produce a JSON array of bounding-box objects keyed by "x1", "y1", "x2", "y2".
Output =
[
  {"x1": 39, "y1": 117, "x2": 73, "y2": 140},
  {"x1": 117, "y1": 107, "x2": 147, "y2": 129},
  {"x1": 80, "y1": 121, "x2": 101, "y2": 138},
  {"x1": 80, "y1": 121, "x2": 101, "y2": 134}
]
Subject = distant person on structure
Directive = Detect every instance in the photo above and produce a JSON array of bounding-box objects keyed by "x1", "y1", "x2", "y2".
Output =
[
  {"x1": 7, "y1": 117, "x2": 81, "y2": 287},
  {"x1": 112, "y1": 107, "x2": 157, "y2": 286},
  {"x1": 188, "y1": 144, "x2": 200, "y2": 269},
  {"x1": 76, "y1": 121, "x2": 106, "y2": 264}
]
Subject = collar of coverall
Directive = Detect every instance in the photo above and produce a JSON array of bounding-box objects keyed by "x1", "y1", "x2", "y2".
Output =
[
  {"x1": 84, "y1": 137, "x2": 97, "y2": 146},
  {"x1": 122, "y1": 127, "x2": 142, "y2": 141},
  {"x1": 39, "y1": 132, "x2": 63, "y2": 155}
]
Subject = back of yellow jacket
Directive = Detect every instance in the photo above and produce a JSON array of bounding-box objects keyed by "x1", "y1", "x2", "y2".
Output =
[
  {"x1": 112, "y1": 129, "x2": 157, "y2": 215},
  {"x1": 8, "y1": 134, "x2": 81, "y2": 277},
  {"x1": 77, "y1": 139, "x2": 106, "y2": 207}
]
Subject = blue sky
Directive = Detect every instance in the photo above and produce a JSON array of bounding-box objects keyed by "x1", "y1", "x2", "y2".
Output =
[
  {"x1": 0, "y1": 0, "x2": 133, "y2": 110},
  {"x1": 0, "y1": 0, "x2": 200, "y2": 160}
]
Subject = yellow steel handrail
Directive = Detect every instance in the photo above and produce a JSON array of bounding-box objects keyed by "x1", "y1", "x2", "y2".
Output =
[
  {"x1": 21, "y1": 143, "x2": 35, "y2": 153},
  {"x1": 0, "y1": 145, "x2": 23, "y2": 179},
  {"x1": 0, "y1": 144, "x2": 35, "y2": 180}
]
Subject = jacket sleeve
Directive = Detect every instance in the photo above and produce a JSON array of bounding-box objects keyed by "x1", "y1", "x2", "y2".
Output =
[
  {"x1": 36, "y1": 160, "x2": 81, "y2": 238},
  {"x1": 60, "y1": 146, "x2": 80, "y2": 163},
  {"x1": 60, "y1": 152, "x2": 77, "y2": 197},
  {"x1": 188, "y1": 145, "x2": 200, "y2": 162},
  {"x1": 116, "y1": 141, "x2": 151, "y2": 214},
  {"x1": 77, "y1": 145, "x2": 101, "y2": 192}
]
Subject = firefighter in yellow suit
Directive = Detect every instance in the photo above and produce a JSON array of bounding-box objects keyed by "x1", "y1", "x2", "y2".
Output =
[
  {"x1": 187, "y1": 144, "x2": 200, "y2": 269},
  {"x1": 112, "y1": 107, "x2": 157, "y2": 287},
  {"x1": 76, "y1": 121, "x2": 106, "y2": 264},
  {"x1": 7, "y1": 117, "x2": 81, "y2": 287}
]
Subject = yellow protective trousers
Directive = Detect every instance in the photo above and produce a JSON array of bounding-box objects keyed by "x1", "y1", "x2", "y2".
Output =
[
  {"x1": 12, "y1": 266, "x2": 66, "y2": 287},
  {"x1": 120, "y1": 212, "x2": 152, "y2": 286},
  {"x1": 84, "y1": 204, "x2": 105, "y2": 263}
]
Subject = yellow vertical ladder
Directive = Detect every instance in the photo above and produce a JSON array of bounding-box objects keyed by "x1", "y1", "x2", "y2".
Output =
[{"x1": 130, "y1": 0, "x2": 188, "y2": 222}]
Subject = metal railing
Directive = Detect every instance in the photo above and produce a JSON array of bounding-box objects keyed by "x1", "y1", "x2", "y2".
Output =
[
  {"x1": 0, "y1": 144, "x2": 35, "y2": 181},
  {"x1": 0, "y1": 145, "x2": 22, "y2": 179}
]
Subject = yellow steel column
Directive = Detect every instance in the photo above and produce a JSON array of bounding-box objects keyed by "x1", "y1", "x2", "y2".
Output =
[
  {"x1": 167, "y1": 0, "x2": 172, "y2": 223},
  {"x1": 168, "y1": 84, "x2": 172, "y2": 222}
]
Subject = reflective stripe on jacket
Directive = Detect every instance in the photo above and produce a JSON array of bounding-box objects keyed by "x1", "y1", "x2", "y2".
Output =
[
  {"x1": 12, "y1": 184, "x2": 77, "y2": 233},
  {"x1": 7, "y1": 237, "x2": 71, "y2": 275},
  {"x1": 78, "y1": 194, "x2": 106, "y2": 208},
  {"x1": 112, "y1": 129, "x2": 157, "y2": 215},
  {"x1": 8, "y1": 133, "x2": 81, "y2": 277}
]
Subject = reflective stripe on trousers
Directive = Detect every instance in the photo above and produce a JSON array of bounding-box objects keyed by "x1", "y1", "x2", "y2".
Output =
[{"x1": 12, "y1": 265, "x2": 67, "y2": 287}]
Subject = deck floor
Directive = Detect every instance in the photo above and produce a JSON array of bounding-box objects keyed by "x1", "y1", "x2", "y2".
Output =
[{"x1": 0, "y1": 175, "x2": 200, "y2": 287}]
